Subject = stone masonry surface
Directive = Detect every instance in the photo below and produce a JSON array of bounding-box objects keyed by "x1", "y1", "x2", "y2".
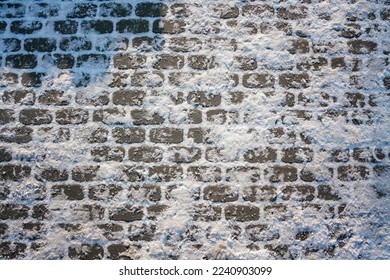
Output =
[{"x1": 0, "y1": 0, "x2": 389, "y2": 259}]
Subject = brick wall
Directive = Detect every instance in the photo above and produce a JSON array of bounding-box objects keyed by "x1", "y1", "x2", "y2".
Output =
[{"x1": 0, "y1": 0, "x2": 389, "y2": 259}]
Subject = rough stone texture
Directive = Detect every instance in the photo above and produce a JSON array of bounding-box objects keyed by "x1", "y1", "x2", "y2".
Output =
[{"x1": 0, "y1": 0, "x2": 388, "y2": 260}]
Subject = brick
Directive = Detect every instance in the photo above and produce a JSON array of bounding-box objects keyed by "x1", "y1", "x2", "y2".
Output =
[
  {"x1": 89, "y1": 185, "x2": 122, "y2": 201},
  {"x1": 0, "y1": 186, "x2": 10, "y2": 200},
  {"x1": 51, "y1": 184, "x2": 84, "y2": 200},
  {"x1": 263, "y1": 204, "x2": 288, "y2": 221},
  {"x1": 153, "y1": 54, "x2": 184, "y2": 70},
  {"x1": 149, "y1": 165, "x2": 183, "y2": 182},
  {"x1": 109, "y1": 206, "x2": 143, "y2": 222},
  {"x1": 288, "y1": 39, "x2": 309, "y2": 54},
  {"x1": 225, "y1": 205, "x2": 260, "y2": 222},
  {"x1": 19, "y1": 109, "x2": 52, "y2": 125},
  {"x1": 87, "y1": 128, "x2": 108, "y2": 144},
  {"x1": 38, "y1": 90, "x2": 70, "y2": 106},
  {"x1": 243, "y1": 147, "x2": 277, "y2": 163},
  {"x1": 11, "y1": 21, "x2": 42, "y2": 34},
  {"x1": 128, "y1": 224, "x2": 157, "y2": 241},
  {"x1": 204, "y1": 185, "x2": 238, "y2": 202},
  {"x1": 317, "y1": 185, "x2": 340, "y2": 201},
  {"x1": 135, "y1": 3, "x2": 168, "y2": 17},
  {"x1": 40, "y1": 168, "x2": 68, "y2": 182},
  {"x1": 0, "y1": 164, "x2": 31, "y2": 181},
  {"x1": 111, "y1": 90, "x2": 144, "y2": 106},
  {"x1": 243, "y1": 73, "x2": 275, "y2": 88},
  {"x1": 0, "y1": 73, "x2": 18, "y2": 87},
  {"x1": 6, "y1": 54, "x2": 37, "y2": 69},
  {"x1": 279, "y1": 73, "x2": 310, "y2": 89},
  {"x1": 0, "y1": 21, "x2": 5, "y2": 33},
  {"x1": 68, "y1": 244, "x2": 103, "y2": 260},
  {"x1": 75, "y1": 92, "x2": 109, "y2": 106},
  {"x1": 347, "y1": 40, "x2": 377, "y2": 54},
  {"x1": 0, "y1": 110, "x2": 14, "y2": 125},
  {"x1": 193, "y1": 204, "x2": 222, "y2": 222},
  {"x1": 113, "y1": 54, "x2": 147, "y2": 70},
  {"x1": 266, "y1": 166, "x2": 298, "y2": 183},
  {"x1": 21, "y1": 72, "x2": 45, "y2": 87},
  {"x1": 0, "y1": 38, "x2": 21, "y2": 53},
  {"x1": 297, "y1": 57, "x2": 328, "y2": 71},
  {"x1": 243, "y1": 186, "x2": 277, "y2": 202},
  {"x1": 91, "y1": 146, "x2": 125, "y2": 162},
  {"x1": 59, "y1": 37, "x2": 92, "y2": 52},
  {"x1": 0, "y1": 148, "x2": 12, "y2": 162},
  {"x1": 100, "y1": 3, "x2": 132, "y2": 17},
  {"x1": 337, "y1": 165, "x2": 369, "y2": 181},
  {"x1": 331, "y1": 57, "x2": 346, "y2": 69},
  {"x1": 235, "y1": 56, "x2": 257, "y2": 70},
  {"x1": 171, "y1": 3, "x2": 189, "y2": 17},
  {"x1": 128, "y1": 145, "x2": 163, "y2": 163},
  {"x1": 226, "y1": 167, "x2": 261, "y2": 183},
  {"x1": 131, "y1": 71, "x2": 164, "y2": 87},
  {"x1": 96, "y1": 37, "x2": 129, "y2": 52},
  {"x1": 150, "y1": 128, "x2": 183, "y2": 144},
  {"x1": 169, "y1": 37, "x2": 202, "y2": 52},
  {"x1": 24, "y1": 38, "x2": 56, "y2": 52},
  {"x1": 168, "y1": 147, "x2": 201, "y2": 163},
  {"x1": 67, "y1": 3, "x2": 97, "y2": 18},
  {"x1": 72, "y1": 166, "x2": 99, "y2": 182},
  {"x1": 0, "y1": 204, "x2": 29, "y2": 220},
  {"x1": 281, "y1": 185, "x2": 315, "y2": 201},
  {"x1": 76, "y1": 54, "x2": 109, "y2": 68},
  {"x1": 131, "y1": 184, "x2": 162, "y2": 202},
  {"x1": 214, "y1": 5, "x2": 239, "y2": 19},
  {"x1": 188, "y1": 128, "x2": 210, "y2": 144},
  {"x1": 107, "y1": 244, "x2": 128, "y2": 259},
  {"x1": 72, "y1": 204, "x2": 105, "y2": 221},
  {"x1": 206, "y1": 109, "x2": 226, "y2": 124},
  {"x1": 187, "y1": 92, "x2": 221, "y2": 107},
  {"x1": 29, "y1": 3, "x2": 59, "y2": 18},
  {"x1": 282, "y1": 147, "x2": 313, "y2": 163},
  {"x1": 0, "y1": 223, "x2": 8, "y2": 235},
  {"x1": 0, "y1": 242, "x2": 26, "y2": 259},
  {"x1": 44, "y1": 54, "x2": 75, "y2": 69},
  {"x1": 80, "y1": 20, "x2": 113, "y2": 34},
  {"x1": 117, "y1": 19, "x2": 149, "y2": 33},
  {"x1": 187, "y1": 166, "x2": 221, "y2": 182},
  {"x1": 54, "y1": 20, "x2": 78, "y2": 34},
  {"x1": 277, "y1": 6, "x2": 308, "y2": 20},
  {"x1": 246, "y1": 224, "x2": 279, "y2": 242},
  {"x1": 32, "y1": 204, "x2": 49, "y2": 220},
  {"x1": 121, "y1": 165, "x2": 146, "y2": 182},
  {"x1": 188, "y1": 109, "x2": 202, "y2": 124},
  {"x1": 383, "y1": 77, "x2": 390, "y2": 90},
  {"x1": 381, "y1": 9, "x2": 390, "y2": 20},
  {"x1": 56, "y1": 109, "x2": 88, "y2": 125},
  {"x1": 188, "y1": 55, "x2": 216, "y2": 70},
  {"x1": 153, "y1": 19, "x2": 186, "y2": 34},
  {"x1": 0, "y1": 127, "x2": 32, "y2": 143},
  {"x1": 112, "y1": 127, "x2": 145, "y2": 144},
  {"x1": 0, "y1": 4, "x2": 25, "y2": 18},
  {"x1": 242, "y1": 4, "x2": 273, "y2": 17},
  {"x1": 131, "y1": 109, "x2": 164, "y2": 125}
]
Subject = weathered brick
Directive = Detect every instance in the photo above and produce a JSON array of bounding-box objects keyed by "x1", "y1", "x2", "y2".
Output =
[
  {"x1": 38, "y1": 90, "x2": 70, "y2": 106},
  {"x1": 121, "y1": 165, "x2": 146, "y2": 182},
  {"x1": 19, "y1": 109, "x2": 52, "y2": 125},
  {"x1": 288, "y1": 39, "x2": 309, "y2": 54},
  {"x1": 187, "y1": 166, "x2": 221, "y2": 182},
  {"x1": 32, "y1": 204, "x2": 49, "y2": 220},
  {"x1": 24, "y1": 38, "x2": 56, "y2": 52},
  {"x1": 297, "y1": 57, "x2": 327, "y2": 71},
  {"x1": 188, "y1": 128, "x2": 210, "y2": 144},
  {"x1": 0, "y1": 127, "x2": 32, "y2": 143},
  {"x1": 0, "y1": 186, "x2": 10, "y2": 200},
  {"x1": 206, "y1": 147, "x2": 238, "y2": 162},
  {"x1": 264, "y1": 204, "x2": 289, "y2": 221},
  {"x1": 0, "y1": 148, "x2": 12, "y2": 163},
  {"x1": 59, "y1": 37, "x2": 92, "y2": 52},
  {"x1": 117, "y1": 19, "x2": 149, "y2": 33},
  {"x1": 153, "y1": 19, "x2": 186, "y2": 34},
  {"x1": 2, "y1": 90, "x2": 34, "y2": 105},
  {"x1": 277, "y1": 6, "x2": 308, "y2": 20},
  {"x1": 109, "y1": 128, "x2": 142, "y2": 144},
  {"x1": 91, "y1": 146, "x2": 125, "y2": 162},
  {"x1": 76, "y1": 54, "x2": 109, "y2": 69},
  {"x1": 40, "y1": 168, "x2": 68, "y2": 182},
  {"x1": 282, "y1": 147, "x2": 314, "y2": 163},
  {"x1": 100, "y1": 3, "x2": 132, "y2": 17},
  {"x1": 0, "y1": 4, "x2": 25, "y2": 18},
  {"x1": 131, "y1": 71, "x2": 164, "y2": 87},
  {"x1": 113, "y1": 54, "x2": 147, "y2": 70},
  {"x1": 67, "y1": 3, "x2": 97, "y2": 18},
  {"x1": 169, "y1": 37, "x2": 202, "y2": 52},
  {"x1": 153, "y1": 54, "x2": 184, "y2": 70},
  {"x1": 56, "y1": 109, "x2": 88, "y2": 125},
  {"x1": 0, "y1": 110, "x2": 14, "y2": 125},
  {"x1": 193, "y1": 204, "x2": 222, "y2": 222},
  {"x1": 150, "y1": 128, "x2": 183, "y2": 144},
  {"x1": 225, "y1": 205, "x2": 260, "y2": 222},
  {"x1": 337, "y1": 165, "x2": 369, "y2": 181},
  {"x1": 21, "y1": 72, "x2": 45, "y2": 87},
  {"x1": 51, "y1": 184, "x2": 84, "y2": 200},
  {"x1": 81, "y1": 20, "x2": 113, "y2": 34},
  {"x1": 381, "y1": 8, "x2": 390, "y2": 20},
  {"x1": 135, "y1": 3, "x2": 168, "y2": 17},
  {"x1": 128, "y1": 223, "x2": 157, "y2": 241},
  {"x1": 281, "y1": 185, "x2": 315, "y2": 201},
  {"x1": 235, "y1": 56, "x2": 257, "y2": 70},
  {"x1": 75, "y1": 91, "x2": 109, "y2": 106},
  {"x1": 0, "y1": 242, "x2": 26, "y2": 259},
  {"x1": 87, "y1": 128, "x2": 108, "y2": 144},
  {"x1": 0, "y1": 73, "x2": 18, "y2": 87},
  {"x1": 11, "y1": 21, "x2": 42, "y2": 34},
  {"x1": 188, "y1": 55, "x2": 216, "y2": 70},
  {"x1": 109, "y1": 205, "x2": 143, "y2": 222},
  {"x1": 0, "y1": 204, "x2": 29, "y2": 220},
  {"x1": 6, "y1": 54, "x2": 37, "y2": 69},
  {"x1": 96, "y1": 37, "x2": 129, "y2": 52},
  {"x1": 0, "y1": 164, "x2": 31, "y2": 181},
  {"x1": 44, "y1": 54, "x2": 75, "y2": 69},
  {"x1": 128, "y1": 146, "x2": 163, "y2": 163},
  {"x1": 246, "y1": 224, "x2": 279, "y2": 242},
  {"x1": 317, "y1": 185, "x2": 340, "y2": 201},
  {"x1": 206, "y1": 109, "x2": 226, "y2": 124},
  {"x1": 167, "y1": 146, "x2": 201, "y2": 163},
  {"x1": 243, "y1": 186, "x2": 277, "y2": 202},
  {"x1": 242, "y1": 4, "x2": 273, "y2": 17},
  {"x1": 149, "y1": 165, "x2": 183, "y2": 182},
  {"x1": 187, "y1": 92, "x2": 221, "y2": 107},
  {"x1": 226, "y1": 167, "x2": 261, "y2": 183},
  {"x1": 29, "y1": 3, "x2": 59, "y2": 18},
  {"x1": 243, "y1": 73, "x2": 275, "y2": 88},
  {"x1": 72, "y1": 204, "x2": 105, "y2": 221},
  {"x1": 214, "y1": 5, "x2": 239, "y2": 19},
  {"x1": 89, "y1": 185, "x2": 122, "y2": 201},
  {"x1": 0, "y1": 38, "x2": 21, "y2": 53},
  {"x1": 243, "y1": 147, "x2": 277, "y2": 163},
  {"x1": 383, "y1": 77, "x2": 390, "y2": 90},
  {"x1": 265, "y1": 166, "x2": 298, "y2": 183},
  {"x1": 279, "y1": 73, "x2": 310, "y2": 89},
  {"x1": 72, "y1": 165, "x2": 99, "y2": 182},
  {"x1": 54, "y1": 20, "x2": 78, "y2": 34},
  {"x1": 204, "y1": 185, "x2": 238, "y2": 202},
  {"x1": 347, "y1": 40, "x2": 377, "y2": 54},
  {"x1": 68, "y1": 244, "x2": 103, "y2": 260}
]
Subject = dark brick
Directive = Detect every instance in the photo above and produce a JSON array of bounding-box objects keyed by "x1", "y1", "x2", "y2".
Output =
[
  {"x1": 374, "y1": 165, "x2": 390, "y2": 178},
  {"x1": 235, "y1": 56, "x2": 257, "y2": 70},
  {"x1": 24, "y1": 38, "x2": 56, "y2": 52},
  {"x1": 0, "y1": 4, "x2": 25, "y2": 18},
  {"x1": 381, "y1": 9, "x2": 390, "y2": 20},
  {"x1": 56, "y1": 109, "x2": 88, "y2": 125},
  {"x1": 81, "y1": 20, "x2": 113, "y2": 34},
  {"x1": 225, "y1": 205, "x2": 260, "y2": 222},
  {"x1": 243, "y1": 186, "x2": 277, "y2": 202},
  {"x1": 150, "y1": 128, "x2": 183, "y2": 144},
  {"x1": 288, "y1": 39, "x2": 309, "y2": 54},
  {"x1": 39, "y1": 90, "x2": 70, "y2": 106},
  {"x1": 0, "y1": 73, "x2": 18, "y2": 87},
  {"x1": 109, "y1": 205, "x2": 143, "y2": 222},
  {"x1": 0, "y1": 109, "x2": 14, "y2": 125},
  {"x1": 169, "y1": 37, "x2": 202, "y2": 52},
  {"x1": 91, "y1": 146, "x2": 125, "y2": 162},
  {"x1": 117, "y1": 19, "x2": 149, "y2": 33},
  {"x1": 100, "y1": 3, "x2": 132, "y2": 17},
  {"x1": 347, "y1": 40, "x2": 377, "y2": 54},
  {"x1": 0, "y1": 38, "x2": 21, "y2": 53},
  {"x1": 0, "y1": 223, "x2": 7, "y2": 235},
  {"x1": 0, "y1": 148, "x2": 12, "y2": 162},
  {"x1": 51, "y1": 184, "x2": 84, "y2": 200},
  {"x1": 317, "y1": 185, "x2": 340, "y2": 201},
  {"x1": 128, "y1": 224, "x2": 157, "y2": 241},
  {"x1": 193, "y1": 204, "x2": 222, "y2": 222},
  {"x1": 93, "y1": 108, "x2": 127, "y2": 124},
  {"x1": 44, "y1": 54, "x2": 75, "y2": 69},
  {"x1": 153, "y1": 19, "x2": 186, "y2": 34},
  {"x1": 282, "y1": 147, "x2": 313, "y2": 163},
  {"x1": 331, "y1": 57, "x2": 346, "y2": 69},
  {"x1": 337, "y1": 165, "x2": 369, "y2": 181},
  {"x1": 383, "y1": 77, "x2": 390, "y2": 90},
  {"x1": 188, "y1": 128, "x2": 210, "y2": 144},
  {"x1": 0, "y1": 242, "x2": 26, "y2": 259},
  {"x1": 54, "y1": 20, "x2": 78, "y2": 34},
  {"x1": 0, "y1": 127, "x2": 32, "y2": 143},
  {"x1": 121, "y1": 165, "x2": 146, "y2": 182},
  {"x1": 187, "y1": 166, "x2": 222, "y2": 182},
  {"x1": 87, "y1": 128, "x2": 108, "y2": 144},
  {"x1": 0, "y1": 204, "x2": 29, "y2": 220},
  {"x1": 204, "y1": 185, "x2": 238, "y2": 202},
  {"x1": 281, "y1": 185, "x2": 315, "y2": 201},
  {"x1": 59, "y1": 37, "x2": 92, "y2": 52},
  {"x1": 171, "y1": 3, "x2": 189, "y2": 17},
  {"x1": 0, "y1": 186, "x2": 10, "y2": 200},
  {"x1": 0, "y1": 164, "x2": 31, "y2": 181},
  {"x1": 279, "y1": 73, "x2": 310, "y2": 89},
  {"x1": 11, "y1": 21, "x2": 42, "y2": 34},
  {"x1": 149, "y1": 165, "x2": 183, "y2": 182},
  {"x1": 113, "y1": 54, "x2": 147, "y2": 69},
  {"x1": 32, "y1": 204, "x2": 49, "y2": 220},
  {"x1": 112, "y1": 127, "x2": 145, "y2": 144},
  {"x1": 89, "y1": 185, "x2": 122, "y2": 201},
  {"x1": 76, "y1": 54, "x2": 109, "y2": 68},
  {"x1": 206, "y1": 109, "x2": 226, "y2": 124},
  {"x1": 215, "y1": 5, "x2": 239, "y2": 19},
  {"x1": 67, "y1": 3, "x2": 97, "y2": 18},
  {"x1": 21, "y1": 72, "x2": 45, "y2": 87},
  {"x1": 168, "y1": 146, "x2": 201, "y2": 163},
  {"x1": 6, "y1": 54, "x2": 37, "y2": 69},
  {"x1": 277, "y1": 6, "x2": 308, "y2": 20},
  {"x1": 131, "y1": 71, "x2": 164, "y2": 87},
  {"x1": 68, "y1": 244, "x2": 103, "y2": 260},
  {"x1": 75, "y1": 91, "x2": 109, "y2": 106},
  {"x1": 243, "y1": 73, "x2": 275, "y2": 88},
  {"x1": 131, "y1": 109, "x2": 164, "y2": 125},
  {"x1": 29, "y1": 3, "x2": 59, "y2": 18},
  {"x1": 41, "y1": 168, "x2": 68, "y2": 182},
  {"x1": 112, "y1": 89, "x2": 145, "y2": 106},
  {"x1": 135, "y1": 3, "x2": 168, "y2": 17},
  {"x1": 129, "y1": 146, "x2": 163, "y2": 162},
  {"x1": 153, "y1": 54, "x2": 184, "y2": 70},
  {"x1": 107, "y1": 244, "x2": 129, "y2": 260},
  {"x1": 243, "y1": 147, "x2": 277, "y2": 163},
  {"x1": 19, "y1": 109, "x2": 52, "y2": 125},
  {"x1": 187, "y1": 92, "x2": 221, "y2": 107},
  {"x1": 297, "y1": 57, "x2": 328, "y2": 71},
  {"x1": 266, "y1": 166, "x2": 298, "y2": 183},
  {"x1": 72, "y1": 166, "x2": 99, "y2": 182}
]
